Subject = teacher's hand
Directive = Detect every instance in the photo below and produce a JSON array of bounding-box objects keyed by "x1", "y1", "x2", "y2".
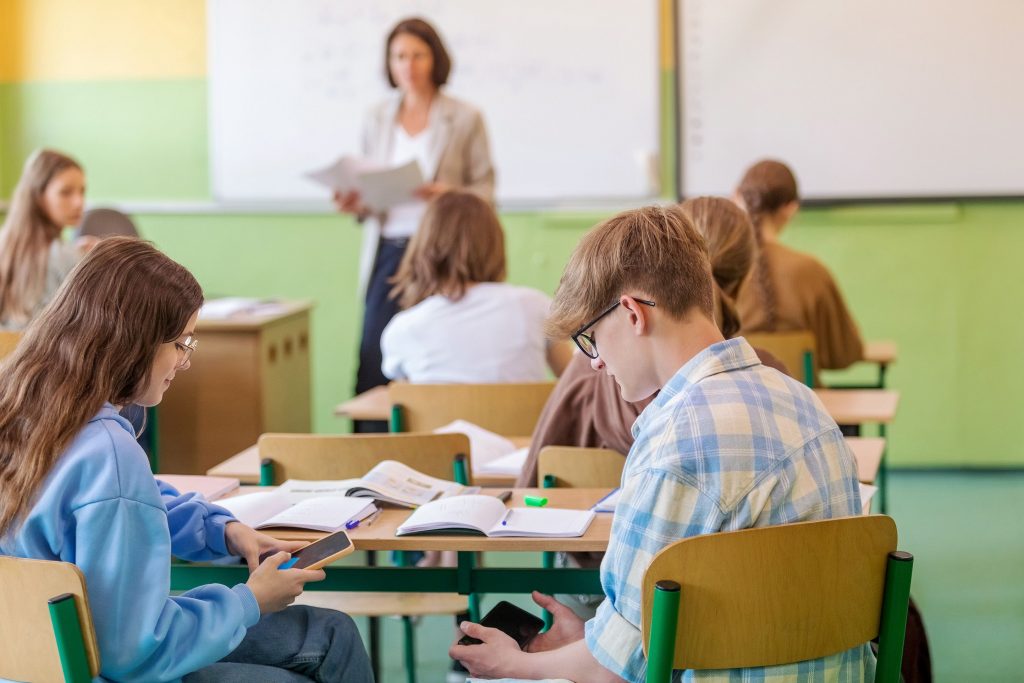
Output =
[
  {"x1": 413, "y1": 181, "x2": 452, "y2": 200},
  {"x1": 333, "y1": 190, "x2": 369, "y2": 217}
]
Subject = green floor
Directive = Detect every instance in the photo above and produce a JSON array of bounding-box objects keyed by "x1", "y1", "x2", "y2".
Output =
[{"x1": 355, "y1": 471, "x2": 1024, "y2": 683}]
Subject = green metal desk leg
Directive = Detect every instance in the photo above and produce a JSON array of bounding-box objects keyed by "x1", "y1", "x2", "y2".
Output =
[
  {"x1": 390, "y1": 404, "x2": 404, "y2": 432},
  {"x1": 646, "y1": 580, "x2": 680, "y2": 683},
  {"x1": 875, "y1": 551, "x2": 913, "y2": 683},
  {"x1": 802, "y1": 350, "x2": 815, "y2": 388},
  {"x1": 48, "y1": 593, "x2": 92, "y2": 683},
  {"x1": 541, "y1": 474, "x2": 557, "y2": 629}
]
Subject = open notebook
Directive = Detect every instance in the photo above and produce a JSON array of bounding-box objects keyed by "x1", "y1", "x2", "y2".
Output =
[
  {"x1": 217, "y1": 492, "x2": 376, "y2": 533},
  {"x1": 396, "y1": 495, "x2": 595, "y2": 538}
]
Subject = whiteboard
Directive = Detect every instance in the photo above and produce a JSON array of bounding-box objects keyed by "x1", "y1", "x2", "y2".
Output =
[
  {"x1": 208, "y1": 0, "x2": 660, "y2": 205},
  {"x1": 679, "y1": 0, "x2": 1024, "y2": 200}
]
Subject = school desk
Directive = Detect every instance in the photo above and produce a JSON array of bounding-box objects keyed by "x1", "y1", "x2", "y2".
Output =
[
  {"x1": 816, "y1": 389, "x2": 899, "y2": 513},
  {"x1": 158, "y1": 300, "x2": 313, "y2": 475},
  {"x1": 845, "y1": 437, "x2": 885, "y2": 485},
  {"x1": 170, "y1": 488, "x2": 609, "y2": 597},
  {"x1": 334, "y1": 384, "x2": 390, "y2": 421},
  {"x1": 844, "y1": 339, "x2": 898, "y2": 389}
]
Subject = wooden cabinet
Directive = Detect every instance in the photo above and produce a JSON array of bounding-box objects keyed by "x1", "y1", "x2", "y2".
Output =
[{"x1": 157, "y1": 301, "x2": 312, "y2": 474}]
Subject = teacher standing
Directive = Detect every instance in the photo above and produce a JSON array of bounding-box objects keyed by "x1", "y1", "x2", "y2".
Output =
[{"x1": 334, "y1": 17, "x2": 495, "y2": 430}]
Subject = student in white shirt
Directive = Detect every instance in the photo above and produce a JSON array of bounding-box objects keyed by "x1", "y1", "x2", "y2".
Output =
[{"x1": 381, "y1": 190, "x2": 571, "y2": 383}]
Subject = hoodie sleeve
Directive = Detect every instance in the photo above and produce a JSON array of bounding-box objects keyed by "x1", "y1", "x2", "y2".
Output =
[{"x1": 157, "y1": 480, "x2": 237, "y2": 560}]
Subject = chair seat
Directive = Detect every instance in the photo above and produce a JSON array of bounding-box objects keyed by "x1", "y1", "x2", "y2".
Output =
[{"x1": 294, "y1": 591, "x2": 469, "y2": 616}]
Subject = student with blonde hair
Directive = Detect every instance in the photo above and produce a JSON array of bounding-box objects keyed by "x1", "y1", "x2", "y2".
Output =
[
  {"x1": 0, "y1": 148, "x2": 96, "y2": 330},
  {"x1": 518, "y1": 196, "x2": 786, "y2": 488},
  {"x1": 451, "y1": 205, "x2": 865, "y2": 682},
  {"x1": 381, "y1": 189, "x2": 571, "y2": 383},
  {"x1": 735, "y1": 159, "x2": 864, "y2": 369},
  {"x1": 0, "y1": 238, "x2": 372, "y2": 682}
]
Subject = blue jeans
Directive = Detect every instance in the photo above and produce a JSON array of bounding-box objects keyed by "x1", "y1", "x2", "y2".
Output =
[{"x1": 184, "y1": 605, "x2": 373, "y2": 683}]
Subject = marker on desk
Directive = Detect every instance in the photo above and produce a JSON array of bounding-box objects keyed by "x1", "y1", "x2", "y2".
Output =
[
  {"x1": 496, "y1": 490, "x2": 512, "y2": 503},
  {"x1": 524, "y1": 496, "x2": 548, "y2": 507}
]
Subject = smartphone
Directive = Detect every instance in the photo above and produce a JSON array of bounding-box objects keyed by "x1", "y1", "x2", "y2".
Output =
[
  {"x1": 276, "y1": 530, "x2": 355, "y2": 571},
  {"x1": 457, "y1": 600, "x2": 544, "y2": 649}
]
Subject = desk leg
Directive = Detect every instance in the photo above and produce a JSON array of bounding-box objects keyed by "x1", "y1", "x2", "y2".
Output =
[{"x1": 366, "y1": 550, "x2": 381, "y2": 683}]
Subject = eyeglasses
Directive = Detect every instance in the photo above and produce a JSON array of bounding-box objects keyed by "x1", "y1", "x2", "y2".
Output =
[
  {"x1": 174, "y1": 335, "x2": 198, "y2": 367},
  {"x1": 571, "y1": 298, "x2": 655, "y2": 359}
]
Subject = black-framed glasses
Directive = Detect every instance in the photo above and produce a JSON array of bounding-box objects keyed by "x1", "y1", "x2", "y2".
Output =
[
  {"x1": 571, "y1": 298, "x2": 655, "y2": 359},
  {"x1": 174, "y1": 335, "x2": 199, "y2": 367}
]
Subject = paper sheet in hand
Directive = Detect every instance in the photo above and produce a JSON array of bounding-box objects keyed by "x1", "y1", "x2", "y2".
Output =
[
  {"x1": 304, "y1": 155, "x2": 382, "y2": 194},
  {"x1": 356, "y1": 159, "x2": 424, "y2": 211}
]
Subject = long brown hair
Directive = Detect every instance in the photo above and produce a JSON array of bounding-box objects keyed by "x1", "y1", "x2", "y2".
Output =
[
  {"x1": 389, "y1": 189, "x2": 506, "y2": 309},
  {"x1": 679, "y1": 197, "x2": 756, "y2": 339},
  {"x1": 0, "y1": 238, "x2": 203, "y2": 535},
  {"x1": 0, "y1": 149, "x2": 83, "y2": 327},
  {"x1": 547, "y1": 205, "x2": 713, "y2": 338},
  {"x1": 736, "y1": 160, "x2": 799, "y2": 328}
]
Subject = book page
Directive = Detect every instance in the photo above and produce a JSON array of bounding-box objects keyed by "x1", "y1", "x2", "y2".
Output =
[
  {"x1": 591, "y1": 488, "x2": 621, "y2": 513},
  {"x1": 277, "y1": 479, "x2": 364, "y2": 504},
  {"x1": 215, "y1": 490, "x2": 291, "y2": 528},
  {"x1": 396, "y1": 495, "x2": 507, "y2": 536},
  {"x1": 359, "y1": 460, "x2": 465, "y2": 507},
  {"x1": 258, "y1": 497, "x2": 376, "y2": 532}
]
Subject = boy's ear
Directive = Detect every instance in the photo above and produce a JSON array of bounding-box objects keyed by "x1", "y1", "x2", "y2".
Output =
[{"x1": 620, "y1": 295, "x2": 651, "y2": 336}]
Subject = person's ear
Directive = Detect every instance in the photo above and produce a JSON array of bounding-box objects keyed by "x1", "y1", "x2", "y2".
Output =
[{"x1": 620, "y1": 295, "x2": 650, "y2": 337}]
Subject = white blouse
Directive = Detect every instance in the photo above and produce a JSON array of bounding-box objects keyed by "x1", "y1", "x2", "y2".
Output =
[
  {"x1": 380, "y1": 283, "x2": 553, "y2": 383},
  {"x1": 381, "y1": 124, "x2": 432, "y2": 239}
]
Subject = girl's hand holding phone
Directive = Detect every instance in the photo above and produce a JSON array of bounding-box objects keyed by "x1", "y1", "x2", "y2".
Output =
[{"x1": 246, "y1": 551, "x2": 325, "y2": 614}]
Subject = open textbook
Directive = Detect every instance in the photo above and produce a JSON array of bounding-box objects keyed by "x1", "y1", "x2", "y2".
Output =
[
  {"x1": 304, "y1": 155, "x2": 424, "y2": 211},
  {"x1": 217, "y1": 492, "x2": 376, "y2": 533},
  {"x1": 396, "y1": 494, "x2": 595, "y2": 538},
  {"x1": 275, "y1": 460, "x2": 473, "y2": 508}
]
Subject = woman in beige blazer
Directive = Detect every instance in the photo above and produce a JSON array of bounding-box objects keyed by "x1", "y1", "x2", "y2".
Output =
[{"x1": 333, "y1": 18, "x2": 495, "y2": 429}]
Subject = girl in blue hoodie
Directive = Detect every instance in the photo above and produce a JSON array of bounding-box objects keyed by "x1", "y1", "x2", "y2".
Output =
[{"x1": 0, "y1": 238, "x2": 372, "y2": 682}]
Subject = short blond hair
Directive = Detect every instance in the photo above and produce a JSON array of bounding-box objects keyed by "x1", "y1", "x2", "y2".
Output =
[
  {"x1": 389, "y1": 189, "x2": 506, "y2": 309},
  {"x1": 547, "y1": 205, "x2": 714, "y2": 338}
]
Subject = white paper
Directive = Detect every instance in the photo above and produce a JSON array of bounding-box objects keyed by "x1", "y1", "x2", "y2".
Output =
[
  {"x1": 396, "y1": 495, "x2": 595, "y2": 538},
  {"x1": 214, "y1": 489, "x2": 375, "y2": 532},
  {"x1": 859, "y1": 483, "x2": 878, "y2": 514},
  {"x1": 475, "y1": 448, "x2": 529, "y2": 477},
  {"x1": 489, "y1": 507, "x2": 595, "y2": 538},
  {"x1": 434, "y1": 420, "x2": 518, "y2": 475},
  {"x1": 216, "y1": 491, "x2": 291, "y2": 528},
  {"x1": 303, "y1": 155, "x2": 383, "y2": 194},
  {"x1": 356, "y1": 159, "x2": 424, "y2": 211}
]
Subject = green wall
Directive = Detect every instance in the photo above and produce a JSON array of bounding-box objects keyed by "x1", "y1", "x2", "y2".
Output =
[{"x1": 2, "y1": 80, "x2": 1023, "y2": 468}]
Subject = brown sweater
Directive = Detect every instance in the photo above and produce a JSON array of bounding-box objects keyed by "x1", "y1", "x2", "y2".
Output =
[
  {"x1": 516, "y1": 345, "x2": 788, "y2": 487},
  {"x1": 737, "y1": 241, "x2": 864, "y2": 370}
]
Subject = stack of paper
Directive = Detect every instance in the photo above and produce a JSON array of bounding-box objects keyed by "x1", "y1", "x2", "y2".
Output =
[
  {"x1": 304, "y1": 155, "x2": 424, "y2": 212},
  {"x1": 433, "y1": 420, "x2": 526, "y2": 478}
]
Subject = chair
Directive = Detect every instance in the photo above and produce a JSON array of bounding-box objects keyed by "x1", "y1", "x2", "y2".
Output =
[
  {"x1": 744, "y1": 330, "x2": 817, "y2": 387},
  {"x1": 538, "y1": 446, "x2": 625, "y2": 489},
  {"x1": 257, "y1": 432, "x2": 473, "y2": 683},
  {"x1": 643, "y1": 515, "x2": 913, "y2": 682},
  {"x1": 0, "y1": 330, "x2": 21, "y2": 360},
  {"x1": 74, "y1": 207, "x2": 140, "y2": 239},
  {"x1": 0, "y1": 556, "x2": 101, "y2": 683},
  {"x1": 388, "y1": 381, "x2": 555, "y2": 435}
]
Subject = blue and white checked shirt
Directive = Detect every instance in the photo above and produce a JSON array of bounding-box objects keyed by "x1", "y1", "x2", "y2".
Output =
[{"x1": 584, "y1": 338, "x2": 873, "y2": 682}]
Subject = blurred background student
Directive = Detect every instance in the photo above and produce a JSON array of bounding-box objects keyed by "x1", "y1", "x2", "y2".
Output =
[
  {"x1": 382, "y1": 189, "x2": 570, "y2": 383},
  {"x1": 0, "y1": 149, "x2": 96, "y2": 331}
]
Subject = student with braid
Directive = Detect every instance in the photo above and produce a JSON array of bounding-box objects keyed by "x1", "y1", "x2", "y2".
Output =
[{"x1": 735, "y1": 159, "x2": 864, "y2": 370}]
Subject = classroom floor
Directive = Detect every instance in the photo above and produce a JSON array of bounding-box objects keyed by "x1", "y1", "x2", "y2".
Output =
[{"x1": 353, "y1": 471, "x2": 1024, "y2": 683}]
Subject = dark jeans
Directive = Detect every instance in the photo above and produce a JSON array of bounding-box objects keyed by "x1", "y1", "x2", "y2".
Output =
[
  {"x1": 354, "y1": 238, "x2": 407, "y2": 433},
  {"x1": 184, "y1": 605, "x2": 373, "y2": 683}
]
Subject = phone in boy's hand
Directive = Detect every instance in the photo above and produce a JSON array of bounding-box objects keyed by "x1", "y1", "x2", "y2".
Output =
[{"x1": 457, "y1": 600, "x2": 545, "y2": 649}]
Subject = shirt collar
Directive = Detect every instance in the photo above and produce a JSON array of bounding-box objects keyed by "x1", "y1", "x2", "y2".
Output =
[{"x1": 632, "y1": 337, "x2": 762, "y2": 437}]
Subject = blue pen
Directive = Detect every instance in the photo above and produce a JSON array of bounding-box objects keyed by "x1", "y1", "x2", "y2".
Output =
[
  {"x1": 500, "y1": 509, "x2": 513, "y2": 527},
  {"x1": 345, "y1": 518, "x2": 361, "y2": 530}
]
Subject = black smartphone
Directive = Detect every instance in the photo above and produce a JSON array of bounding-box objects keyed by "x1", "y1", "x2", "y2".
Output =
[{"x1": 457, "y1": 600, "x2": 544, "y2": 649}]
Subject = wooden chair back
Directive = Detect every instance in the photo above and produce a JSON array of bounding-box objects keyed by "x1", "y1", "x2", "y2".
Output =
[
  {"x1": 75, "y1": 207, "x2": 139, "y2": 238},
  {"x1": 538, "y1": 446, "x2": 624, "y2": 488},
  {"x1": 0, "y1": 330, "x2": 22, "y2": 360},
  {"x1": 388, "y1": 382, "x2": 555, "y2": 436},
  {"x1": 0, "y1": 556, "x2": 100, "y2": 682},
  {"x1": 744, "y1": 330, "x2": 817, "y2": 387},
  {"x1": 642, "y1": 515, "x2": 910, "y2": 678},
  {"x1": 257, "y1": 432, "x2": 472, "y2": 483}
]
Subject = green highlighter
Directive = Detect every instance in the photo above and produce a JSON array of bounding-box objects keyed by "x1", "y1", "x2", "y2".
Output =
[{"x1": 524, "y1": 496, "x2": 548, "y2": 507}]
